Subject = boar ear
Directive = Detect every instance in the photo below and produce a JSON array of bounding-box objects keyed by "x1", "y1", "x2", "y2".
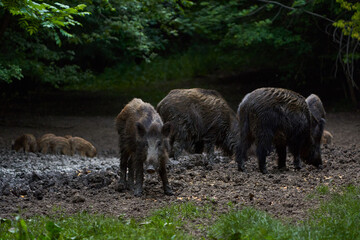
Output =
[
  {"x1": 161, "y1": 122, "x2": 172, "y2": 138},
  {"x1": 136, "y1": 122, "x2": 146, "y2": 138}
]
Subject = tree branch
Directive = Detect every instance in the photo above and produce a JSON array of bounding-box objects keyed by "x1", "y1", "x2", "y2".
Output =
[{"x1": 257, "y1": 0, "x2": 335, "y2": 23}]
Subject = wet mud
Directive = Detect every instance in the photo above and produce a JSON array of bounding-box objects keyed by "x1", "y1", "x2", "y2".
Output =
[{"x1": 0, "y1": 112, "x2": 359, "y2": 226}]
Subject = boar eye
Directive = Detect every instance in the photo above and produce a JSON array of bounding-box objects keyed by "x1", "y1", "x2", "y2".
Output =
[
  {"x1": 144, "y1": 142, "x2": 149, "y2": 147},
  {"x1": 156, "y1": 141, "x2": 162, "y2": 147}
]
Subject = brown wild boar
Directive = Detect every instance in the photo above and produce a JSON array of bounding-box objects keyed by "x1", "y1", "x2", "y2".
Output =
[
  {"x1": 37, "y1": 135, "x2": 71, "y2": 156},
  {"x1": 12, "y1": 134, "x2": 37, "y2": 152},
  {"x1": 156, "y1": 88, "x2": 240, "y2": 161},
  {"x1": 116, "y1": 98, "x2": 173, "y2": 197},
  {"x1": 68, "y1": 136, "x2": 97, "y2": 157},
  {"x1": 236, "y1": 88, "x2": 325, "y2": 173}
]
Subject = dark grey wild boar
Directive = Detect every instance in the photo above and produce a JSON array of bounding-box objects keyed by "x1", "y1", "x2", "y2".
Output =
[
  {"x1": 156, "y1": 88, "x2": 240, "y2": 161},
  {"x1": 236, "y1": 88, "x2": 325, "y2": 174},
  {"x1": 115, "y1": 98, "x2": 173, "y2": 197}
]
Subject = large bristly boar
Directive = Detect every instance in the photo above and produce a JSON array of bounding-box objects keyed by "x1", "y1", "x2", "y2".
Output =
[
  {"x1": 37, "y1": 134, "x2": 72, "y2": 156},
  {"x1": 67, "y1": 136, "x2": 97, "y2": 157},
  {"x1": 115, "y1": 98, "x2": 173, "y2": 197},
  {"x1": 236, "y1": 88, "x2": 325, "y2": 173},
  {"x1": 156, "y1": 88, "x2": 240, "y2": 161},
  {"x1": 12, "y1": 134, "x2": 37, "y2": 152}
]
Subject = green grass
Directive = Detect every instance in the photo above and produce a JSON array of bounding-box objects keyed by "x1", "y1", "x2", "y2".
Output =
[
  {"x1": 0, "y1": 202, "x2": 213, "y2": 240},
  {"x1": 208, "y1": 185, "x2": 360, "y2": 240},
  {"x1": 1, "y1": 185, "x2": 360, "y2": 240}
]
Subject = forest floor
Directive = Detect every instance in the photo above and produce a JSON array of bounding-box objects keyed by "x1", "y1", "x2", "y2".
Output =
[{"x1": 0, "y1": 90, "x2": 359, "y2": 237}]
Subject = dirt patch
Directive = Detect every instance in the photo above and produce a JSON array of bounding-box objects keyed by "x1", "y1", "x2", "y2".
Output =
[{"x1": 0, "y1": 111, "x2": 360, "y2": 232}]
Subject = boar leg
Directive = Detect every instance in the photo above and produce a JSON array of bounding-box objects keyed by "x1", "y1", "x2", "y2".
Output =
[
  {"x1": 127, "y1": 157, "x2": 135, "y2": 191},
  {"x1": 204, "y1": 142, "x2": 215, "y2": 164},
  {"x1": 159, "y1": 162, "x2": 173, "y2": 196},
  {"x1": 256, "y1": 138, "x2": 272, "y2": 174},
  {"x1": 236, "y1": 143, "x2": 250, "y2": 172},
  {"x1": 133, "y1": 159, "x2": 144, "y2": 197},
  {"x1": 193, "y1": 141, "x2": 204, "y2": 154},
  {"x1": 172, "y1": 141, "x2": 183, "y2": 160},
  {"x1": 289, "y1": 140, "x2": 302, "y2": 170},
  {"x1": 24, "y1": 143, "x2": 30, "y2": 152},
  {"x1": 119, "y1": 149, "x2": 129, "y2": 190},
  {"x1": 275, "y1": 145, "x2": 287, "y2": 169},
  {"x1": 256, "y1": 147, "x2": 268, "y2": 174}
]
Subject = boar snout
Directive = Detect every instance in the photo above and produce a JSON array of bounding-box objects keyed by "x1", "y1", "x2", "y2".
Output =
[{"x1": 146, "y1": 164, "x2": 156, "y2": 174}]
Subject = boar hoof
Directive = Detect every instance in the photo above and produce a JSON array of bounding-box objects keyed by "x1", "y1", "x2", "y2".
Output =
[
  {"x1": 116, "y1": 182, "x2": 126, "y2": 192},
  {"x1": 260, "y1": 167, "x2": 268, "y2": 174},
  {"x1": 294, "y1": 164, "x2": 302, "y2": 171},
  {"x1": 134, "y1": 189, "x2": 143, "y2": 197},
  {"x1": 164, "y1": 186, "x2": 174, "y2": 196},
  {"x1": 278, "y1": 166, "x2": 288, "y2": 171},
  {"x1": 237, "y1": 165, "x2": 246, "y2": 172}
]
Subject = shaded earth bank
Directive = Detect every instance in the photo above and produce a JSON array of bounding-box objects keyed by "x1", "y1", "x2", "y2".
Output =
[{"x1": 0, "y1": 103, "x2": 360, "y2": 236}]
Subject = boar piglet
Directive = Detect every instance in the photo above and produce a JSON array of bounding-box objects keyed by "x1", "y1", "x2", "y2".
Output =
[
  {"x1": 12, "y1": 134, "x2": 37, "y2": 152},
  {"x1": 236, "y1": 88, "x2": 325, "y2": 174},
  {"x1": 37, "y1": 134, "x2": 72, "y2": 156},
  {"x1": 116, "y1": 98, "x2": 172, "y2": 197},
  {"x1": 157, "y1": 88, "x2": 240, "y2": 162},
  {"x1": 68, "y1": 137, "x2": 97, "y2": 158}
]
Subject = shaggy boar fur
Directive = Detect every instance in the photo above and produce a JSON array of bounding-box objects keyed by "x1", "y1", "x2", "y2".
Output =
[
  {"x1": 156, "y1": 88, "x2": 240, "y2": 161},
  {"x1": 236, "y1": 88, "x2": 325, "y2": 173},
  {"x1": 115, "y1": 98, "x2": 172, "y2": 197}
]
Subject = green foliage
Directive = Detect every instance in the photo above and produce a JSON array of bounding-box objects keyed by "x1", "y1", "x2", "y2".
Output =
[
  {"x1": 1, "y1": 0, "x2": 90, "y2": 45},
  {"x1": 334, "y1": 0, "x2": 360, "y2": 40},
  {"x1": 66, "y1": 45, "x2": 243, "y2": 104},
  {"x1": 0, "y1": 64, "x2": 23, "y2": 83},
  {"x1": 0, "y1": 0, "x2": 359, "y2": 98}
]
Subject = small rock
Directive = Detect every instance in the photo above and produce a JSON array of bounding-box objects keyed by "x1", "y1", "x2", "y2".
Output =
[{"x1": 72, "y1": 193, "x2": 85, "y2": 203}]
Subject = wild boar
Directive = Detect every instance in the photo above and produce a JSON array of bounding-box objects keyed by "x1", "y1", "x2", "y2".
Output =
[
  {"x1": 37, "y1": 134, "x2": 71, "y2": 156},
  {"x1": 115, "y1": 98, "x2": 173, "y2": 197},
  {"x1": 156, "y1": 88, "x2": 240, "y2": 161},
  {"x1": 68, "y1": 136, "x2": 97, "y2": 157},
  {"x1": 236, "y1": 88, "x2": 325, "y2": 173},
  {"x1": 12, "y1": 134, "x2": 37, "y2": 152}
]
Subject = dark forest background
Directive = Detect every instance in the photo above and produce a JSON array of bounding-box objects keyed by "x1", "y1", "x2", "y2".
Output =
[{"x1": 1, "y1": 0, "x2": 359, "y2": 112}]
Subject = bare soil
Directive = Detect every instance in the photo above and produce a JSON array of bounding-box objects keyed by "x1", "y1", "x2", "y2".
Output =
[{"x1": 0, "y1": 92, "x2": 359, "y2": 236}]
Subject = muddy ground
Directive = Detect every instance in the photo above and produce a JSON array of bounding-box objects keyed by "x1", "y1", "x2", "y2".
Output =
[{"x1": 0, "y1": 94, "x2": 360, "y2": 236}]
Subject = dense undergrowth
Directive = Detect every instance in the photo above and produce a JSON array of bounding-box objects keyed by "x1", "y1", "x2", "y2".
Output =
[{"x1": 1, "y1": 185, "x2": 359, "y2": 240}]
